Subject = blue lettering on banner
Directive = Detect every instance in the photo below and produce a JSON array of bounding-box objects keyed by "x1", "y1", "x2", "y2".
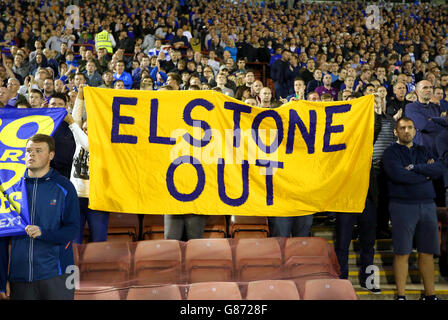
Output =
[
  {"x1": 217, "y1": 158, "x2": 249, "y2": 206},
  {"x1": 182, "y1": 99, "x2": 214, "y2": 147},
  {"x1": 255, "y1": 159, "x2": 284, "y2": 205},
  {"x1": 323, "y1": 104, "x2": 351, "y2": 153},
  {"x1": 224, "y1": 102, "x2": 252, "y2": 148},
  {"x1": 166, "y1": 156, "x2": 205, "y2": 201},
  {"x1": 286, "y1": 109, "x2": 317, "y2": 154},
  {"x1": 251, "y1": 110, "x2": 284, "y2": 154},
  {"x1": 149, "y1": 99, "x2": 176, "y2": 145},
  {"x1": 111, "y1": 97, "x2": 138, "y2": 144}
]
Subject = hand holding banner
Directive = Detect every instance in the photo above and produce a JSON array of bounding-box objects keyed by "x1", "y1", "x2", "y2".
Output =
[{"x1": 0, "y1": 108, "x2": 67, "y2": 237}]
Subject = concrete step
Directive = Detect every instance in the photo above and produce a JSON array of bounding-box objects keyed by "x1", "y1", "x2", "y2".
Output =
[
  {"x1": 354, "y1": 283, "x2": 448, "y2": 300},
  {"x1": 327, "y1": 239, "x2": 395, "y2": 252},
  {"x1": 348, "y1": 266, "x2": 445, "y2": 285},
  {"x1": 347, "y1": 252, "x2": 419, "y2": 266}
]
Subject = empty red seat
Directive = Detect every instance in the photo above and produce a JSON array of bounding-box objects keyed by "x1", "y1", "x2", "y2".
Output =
[
  {"x1": 106, "y1": 212, "x2": 140, "y2": 242},
  {"x1": 133, "y1": 240, "x2": 182, "y2": 285},
  {"x1": 185, "y1": 239, "x2": 233, "y2": 283},
  {"x1": 142, "y1": 215, "x2": 165, "y2": 240},
  {"x1": 284, "y1": 237, "x2": 340, "y2": 279},
  {"x1": 203, "y1": 215, "x2": 227, "y2": 238},
  {"x1": 126, "y1": 285, "x2": 183, "y2": 300},
  {"x1": 187, "y1": 282, "x2": 242, "y2": 300},
  {"x1": 246, "y1": 280, "x2": 300, "y2": 300},
  {"x1": 75, "y1": 286, "x2": 121, "y2": 300},
  {"x1": 235, "y1": 238, "x2": 282, "y2": 281},
  {"x1": 229, "y1": 216, "x2": 269, "y2": 238},
  {"x1": 302, "y1": 279, "x2": 358, "y2": 300},
  {"x1": 79, "y1": 241, "x2": 131, "y2": 286}
]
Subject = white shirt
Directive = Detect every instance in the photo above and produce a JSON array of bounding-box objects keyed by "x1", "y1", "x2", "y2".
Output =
[{"x1": 68, "y1": 122, "x2": 90, "y2": 198}]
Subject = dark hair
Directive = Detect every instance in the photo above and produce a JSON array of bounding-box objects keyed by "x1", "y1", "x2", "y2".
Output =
[
  {"x1": 50, "y1": 92, "x2": 67, "y2": 105},
  {"x1": 167, "y1": 72, "x2": 181, "y2": 86},
  {"x1": 30, "y1": 89, "x2": 43, "y2": 98},
  {"x1": 395, "y1": 116, "x2": 415, "y2": 129},
  {"x1": 17, "y1": 101, "x2": 32, "y2": 108},
  {"x1": 27, "y1": 134, "x2": 55, "y2": 152},
  {"x1": 74, "y1": 72, "x2": 86, "y2": 80}
]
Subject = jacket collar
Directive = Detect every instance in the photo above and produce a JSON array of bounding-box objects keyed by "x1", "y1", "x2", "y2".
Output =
[{"x1": 25, "y1": 168, "x2": 54, "y2": 181}]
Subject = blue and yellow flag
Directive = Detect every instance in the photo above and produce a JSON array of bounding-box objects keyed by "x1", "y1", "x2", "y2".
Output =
[
  {"x1": 0, "y1": 108, "x2": 67, "y2": 236},
  {"x1": 85, "y1": 88, "x2": 374, "y2": 216}
]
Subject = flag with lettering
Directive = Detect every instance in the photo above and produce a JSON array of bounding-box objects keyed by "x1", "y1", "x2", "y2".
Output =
[
  {"x1": 0, "y1": 108, "x2": 67, "y2": 236},
  {"x1": 85, "y1": 88, "x2": 374, "y2": 216}
]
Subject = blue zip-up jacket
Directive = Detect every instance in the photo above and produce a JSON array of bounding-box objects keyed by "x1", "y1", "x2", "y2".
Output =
[
  {"x1": 0, "y1": 168, "x2": 79, "y2": 292},
  {"x1": 405, "y1": 101, "x2": 448, "y2": 157},
  {"x1": 382, "y1": 142, "x2": 445, "y2": 204},
  {"x1": 435, "y1": 129, "x2": 448, "y2": 188}
]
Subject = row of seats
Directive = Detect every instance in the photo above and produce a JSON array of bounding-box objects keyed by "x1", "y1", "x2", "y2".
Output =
[
  {"x1": 74, "y1": 237, "x2": 340, "y2": 285},
  {"x1": 86, "y1": 214, "x2": 269, "y2": 242},
  {"x1": 75, "y1": 279, "x2": 358, "y2": 300}
]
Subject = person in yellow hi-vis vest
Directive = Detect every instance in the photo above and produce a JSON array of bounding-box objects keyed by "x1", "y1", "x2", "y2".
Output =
[{"x1": 95, "y1": 25, "x2": 115, "y2": 54}]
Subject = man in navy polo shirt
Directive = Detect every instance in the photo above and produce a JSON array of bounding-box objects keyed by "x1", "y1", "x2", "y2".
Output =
[
  {"x1": 383, "y1": 117, "x2": 445, "y2": 300},
  {"x1": 405, "y1": 80, "x2": 448, "y2": 157}
]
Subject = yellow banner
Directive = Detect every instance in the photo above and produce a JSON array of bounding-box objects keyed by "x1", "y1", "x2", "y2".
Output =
[{"x1": 84, "y1": 88, "x2": 374, "y2": 216}]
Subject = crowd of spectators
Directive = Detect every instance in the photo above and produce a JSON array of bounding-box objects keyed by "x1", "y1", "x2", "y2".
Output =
[
  {"x1": 1, "y1": 0, "x2": 448, "y2": 299},
  {"x1": 0, "y1": 1, "x2": 447, "y2": 105}
]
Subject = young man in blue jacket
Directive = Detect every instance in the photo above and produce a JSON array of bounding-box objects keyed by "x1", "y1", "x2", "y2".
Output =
[
  {"x1": 0, "y1": 134, "x2": 80, "y2": 300},
  {"x1": 382, "y1": 117, "x2": 445, "y2": 300}
]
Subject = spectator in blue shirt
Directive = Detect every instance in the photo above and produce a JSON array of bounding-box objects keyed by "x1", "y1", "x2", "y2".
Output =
[{"x1": 113, "y1": 60, "x2": 132, "y2": 89}]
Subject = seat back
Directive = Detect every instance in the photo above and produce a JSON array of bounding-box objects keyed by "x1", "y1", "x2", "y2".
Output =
[
  {"x1": 133, "y1": 240, "x2": 182, "y2": 284},
  {"x1": 229, "y1": 215, "x2": 269, "y2": 238},
  {"x1": 246, "y1": 280, "x2": 300, "y2": 300},
  {"x1": 185, "y1": 239, "x2": 233, "y2": 283},
  {"x1": 142, "y1": 215, "x2": 165, "y2": 240},
  {"x1": 107, "y1": 212, "x2": 140, "y2": 242},
  {"x1": 126, "y1": 285, "x2": 183, "y2": 300},
  {"x1": 203, "y1": 215, "x2": 227, "y2": 238},
  {"x1": 302, "y1": 279, "x2": 358, "y2": 300},
  {"x1": 235, "y1": 238, "x2": 282, "y2": 281},
  {"x1": 187, "y1": 282, "x2": 242, "y2": 300},
  {"x1": 285, "y1": 237, "x2": 330, "y2": 257},
  {"x1": 79, "y1": 242, "x2": 131, "y2": 285},
  {"x1": 75, "y1": 286, "x2": 121, "y2": 300},
  {"x1": 284, "y1": 237, "x2": 339, "y2": 278}
]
